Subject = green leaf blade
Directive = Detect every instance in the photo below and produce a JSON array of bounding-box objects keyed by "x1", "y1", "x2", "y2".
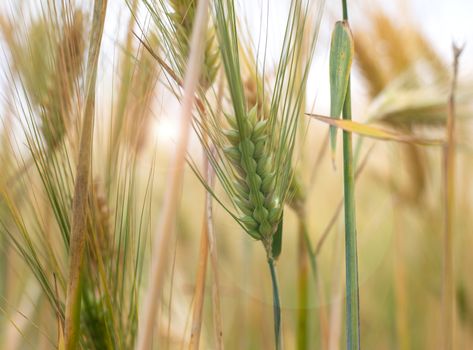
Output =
[{"x1": 329, "y1": 20, "x2": 354, "y2": 159}]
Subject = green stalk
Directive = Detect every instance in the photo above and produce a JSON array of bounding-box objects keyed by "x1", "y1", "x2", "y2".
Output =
[
  {"x1": 268, "y1": 258, "x2": 282, "y2": 350},
  {"x1": 342, "y1": 79, "x2": 361, "y2": 350},
  {"x1": 340, "y1": 1, "x2": 360, "y2": 349},
  {"x1": 342, "y1": 0, "x2": 348, "y2": 20},
  {"x1": 297, "y1": 218, "x2": 309, "y2": 350},
  {"x1": 298, "y1": 213, "x2": 330, "y2": 349}
]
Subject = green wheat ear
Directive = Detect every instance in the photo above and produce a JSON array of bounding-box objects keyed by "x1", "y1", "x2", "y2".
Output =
[
  {"x1": 223, "y1": 105, "x2": 282, "y2": 250},
  {"x1": 170, "y1": 0, "x2": 219, "y2": 89}
]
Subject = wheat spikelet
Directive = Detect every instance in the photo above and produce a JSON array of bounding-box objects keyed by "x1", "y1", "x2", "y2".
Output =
[
  {"x1": 353, "y1": 32, "x2": 389, "y2": 97},
  {"x1": 44, "y1": 9, "x2": 84, "y2": 149},
  {"x1": 54, "y1": 10, "x2": 85, "y2": 115},
  {"x1": 356, "y1": 9, "x2": 457, "y2": 205},
  {"x1": 170, "y1": 0, "x2": 219, "y2": 89},
  {"x1": 0, "y1": 8, "x2": 84, "y2": 150},
  {"x1": 240, "y1": 62, "x2": 307, "y2": 221},
  {"x1": 124, "y1": 33, "x2": 160, "y2": 153},
  {"x1": 87, "y1": 179, "x2": 112, "y2": 270},
  {"x1": 243, "y1": 73, "x2": 269, "y2": 120},
  {"x1": 372, "y1": 13, "x2": 412, "y2": 78}
]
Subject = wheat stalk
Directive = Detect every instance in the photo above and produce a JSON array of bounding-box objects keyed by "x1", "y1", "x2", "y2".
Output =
[
  {"x1": 162, "y1": 3, "x2": 223, "y2": 348},
  {"x1": 337, "y1": 2, "x2": 360, "y2": 349},
  {"x1": 64, "y1": 1, "x2": 108, "y2": 349},
  {"x1": 135, "y1": 0, "x2": 210, "y2": 348},
  {"x1": 442, "y1": 44, "x2": 463, "y2": 350}
]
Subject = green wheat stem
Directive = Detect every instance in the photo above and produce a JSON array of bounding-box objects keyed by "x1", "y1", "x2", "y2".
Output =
[
  {"x1": 297, "y1": 210, "x2": 329, "y2": 349},
  {"x1": 297, "y1": 216, "x2": 309, "y2": 350},
  {"x1": 343, "y1": 80, "x2": 360, "y2": 350},
  {"x1": 268, "y1": 258, "x2": 282, "y2": 350},
  {"x1": 342, "y1": 0, "x2": 348, "y2": 20},
  {"x1": 340, "y1": 1, "x2": 360, "y2": 349}
]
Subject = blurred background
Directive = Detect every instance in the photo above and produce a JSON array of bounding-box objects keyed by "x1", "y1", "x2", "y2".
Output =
[{"x1": 0, "y1": 0, "x2": 472, "y2": 349}]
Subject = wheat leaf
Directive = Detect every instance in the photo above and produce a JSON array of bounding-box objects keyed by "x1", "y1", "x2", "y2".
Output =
[
  {"x1": 329, "y1": 20, "x2": 354, "y2": 157},
  {"x1": 307, "y1": 113, "x2": 443, "y2": 146}
]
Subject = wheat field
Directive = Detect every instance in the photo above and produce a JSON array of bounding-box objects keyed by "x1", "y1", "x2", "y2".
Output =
[{"x1": 0, "y1": 0, "x2": 472, "y2": 349}]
